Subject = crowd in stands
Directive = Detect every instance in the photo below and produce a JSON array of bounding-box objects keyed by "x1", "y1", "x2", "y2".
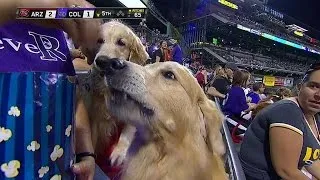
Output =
[
  {"x1": 189, "y1": 59, "x2": 320, "y2": 179},
  {"x1": 206, "y1": 44, "x2": 311, "y2": 72}
]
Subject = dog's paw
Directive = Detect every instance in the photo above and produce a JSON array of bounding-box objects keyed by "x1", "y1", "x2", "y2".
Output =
[{"x1": 110, "y1": 143, "x2": 129, "y2": 166}]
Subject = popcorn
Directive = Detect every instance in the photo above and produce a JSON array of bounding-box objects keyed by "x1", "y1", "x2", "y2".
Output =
[
  {"x1": 46, "y1": 125, "x2": 53, "y2": 133},
  {"x1": 65, "y1": 125, "x2": 72, "y2": 137},
  {"x1": 8, "y1": 106, "x2": 21, "y2": 117},
  {"x1": 0, "y1": 127, "x2": 12, "y2": 143},
  {"x1": 27, "y1": 141, "x2": 41, "y2": 152},
  {"x1": 50, "y1": 174, "x2": 61, "y2": 180},
  {"x1": 38, "y1": 166, "x2": 49, "y2": 178},
  {"x1": 50, "y1": 145, "x2": 64, "y2": 161},
  {"x1": 1, "y1": 160, "x2": 21, "y2": 178}
]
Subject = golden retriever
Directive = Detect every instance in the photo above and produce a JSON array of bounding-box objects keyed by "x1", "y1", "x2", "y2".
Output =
[
  {"x1": 77, "y1": 20, "x2": 149, "y2": 164},
  {"x1": 103, "y1": 60, "x2": 227, "y2": 180}
]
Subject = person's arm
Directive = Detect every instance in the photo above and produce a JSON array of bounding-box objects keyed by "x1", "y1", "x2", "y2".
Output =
[
  {"x1": 204, "y1": 71, "x2": 208, "y2": 85},
  {"x1": 270, "y1": 127, "x2": 309, "y2": 180},
  {"x1": 73, "y1": 95, "x2": 95, "y2": 179},
  {"x1": 156, "y1": 56, "x2": 161, "y2": 62},
  {"x1": 306, "y1": 160, "x2": 320, "y2": 179},
  {"x1": 207, "y1": 87, "x2": 226, "y2": 99},
  {"x1": 268, "y1": 104, "x2": 310, "y2": 180},
  {"x1": 244, "y1": 103, "x2": 256, "y2": 112},
  {"x1": 155, "y1": 50, "x2": 161, "y2": 62},
  {"x1": 75, "y1": 97, "x2": 94, "y2": 154}
]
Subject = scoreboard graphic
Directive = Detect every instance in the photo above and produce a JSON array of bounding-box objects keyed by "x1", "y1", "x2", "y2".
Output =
[{"x1": 16, "y1": 8, "x2": 147, "y2": 19}]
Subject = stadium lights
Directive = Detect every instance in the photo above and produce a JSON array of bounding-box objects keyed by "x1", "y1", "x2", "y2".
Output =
[
  {"x1": 117, "y1": 0, "x2": 147, "y2": 8},
  {"x1": 294, "y1": 31, "x2": 304, "y2": 37},
  {"x1": 218, "y1": 0, "x2": 238, "y2": 10},
  {"x1": 236, "y1": 24, "x2": 320, "y2": 55}
]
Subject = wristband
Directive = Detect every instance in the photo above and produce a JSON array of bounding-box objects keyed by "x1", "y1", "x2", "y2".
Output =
[{"x1": 76, "y1": 152, "x2": 96, "y2": 162}]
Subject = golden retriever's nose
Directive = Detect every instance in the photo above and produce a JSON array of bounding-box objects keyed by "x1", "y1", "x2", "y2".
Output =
[{"x1": 95, "y1": 56, "x2": 126, "y2": 75}]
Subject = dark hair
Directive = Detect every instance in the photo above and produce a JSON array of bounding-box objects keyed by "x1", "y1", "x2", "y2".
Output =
[
  {"x1": 232, "y1": 69, "x2": 250, "y2": 87},
  {"x1": 159, "y1": 40, "x2": 167, "y2": 47},
  {"x1": 252, "y1": 82, "x2": 264, "y2": 91},
  {"x1": 301, "y1": 63, "x2": 320, "y2": 83}
]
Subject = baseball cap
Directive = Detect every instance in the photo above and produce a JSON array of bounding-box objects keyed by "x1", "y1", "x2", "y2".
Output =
[{"x1": 224, "y1": 63, "x2": 238, "y2": 71}]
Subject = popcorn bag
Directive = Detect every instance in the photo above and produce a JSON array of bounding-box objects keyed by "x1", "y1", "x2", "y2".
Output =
[{"x1": 0, "y1": 72, "x2": 76, "y2": 180}]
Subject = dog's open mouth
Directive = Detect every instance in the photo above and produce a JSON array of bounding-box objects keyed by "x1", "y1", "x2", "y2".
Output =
[{"x1": 109, "y1": 88, "x2": 154, "y2": 117}]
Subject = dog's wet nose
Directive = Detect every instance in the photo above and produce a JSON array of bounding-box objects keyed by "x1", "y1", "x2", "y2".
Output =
[{"x1": 95, "y1": 56, "x2": 126, "y2": 75}]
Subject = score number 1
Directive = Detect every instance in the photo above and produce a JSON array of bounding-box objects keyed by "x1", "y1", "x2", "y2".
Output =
[{"x1": 83, "y1": 10, "x2": 94, "y2": 18}]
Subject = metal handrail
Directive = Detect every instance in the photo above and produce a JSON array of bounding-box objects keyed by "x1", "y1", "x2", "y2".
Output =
[{"x1": 214, "y1": 97, "x2": 246, "y2": 180}]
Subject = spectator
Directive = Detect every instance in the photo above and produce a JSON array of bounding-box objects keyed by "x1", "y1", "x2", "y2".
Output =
[
  {"x1": 247, "y1": 82, "x2": 265, "y2": 104},
  {"x1": 209, "y1": 63, "x2": 238, "y2": 104},
  {"x1": 155, "y1": 40, "x2": 167, "y2": 62},
  {"x1": 223, "y1": 69, "x2": 256, "y2": 134},
  {"x1": 240, "y1": 63, "x2": 320, "y2": 180},
  {"x1": 169, "y1": 39, "x2": 183, "y2": 64},
  {"x1": 251, "y1": 101, "x2": 273, "y2": 120},
  {"x1": 213, "y1": 65, "x2": 223, "y2": 77},
  {"x1": 195, "y1": 66, "x2": 207, "y2": 90},
  {"x1": 276, "y1": 87, "x2": 293, "y2": 100}
]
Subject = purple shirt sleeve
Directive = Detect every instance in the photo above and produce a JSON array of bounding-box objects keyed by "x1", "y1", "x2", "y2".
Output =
[{"x1": 223, "y1": 86, "x2": 249, "y2": 116}]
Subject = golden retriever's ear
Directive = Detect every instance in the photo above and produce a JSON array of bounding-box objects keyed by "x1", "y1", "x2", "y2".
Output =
[
  {"x1": 129, "y1": 36, "x2": 149, "y2": 65},
  {"x1": 198, "y1": 99, "x2": 226, "y2": 156}
]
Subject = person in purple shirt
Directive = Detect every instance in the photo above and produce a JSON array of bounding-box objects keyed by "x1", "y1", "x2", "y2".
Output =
[
  {"x1": 223, "y1": 69, "x2": 256, "y2": 134},
  {"x1": 169, "y1": 39, "x2": 183, "y2": 64},
  {"x1": 1, "y1": 0, "x2": 101, "y2": 179},
  {"x1": 247, "y1": 82, "x2": 265, "y2": 104}
]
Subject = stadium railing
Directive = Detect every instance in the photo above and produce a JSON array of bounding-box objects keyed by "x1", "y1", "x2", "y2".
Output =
[{"x1": 214, "y1": 97, "x2": 246, "y2": 180}]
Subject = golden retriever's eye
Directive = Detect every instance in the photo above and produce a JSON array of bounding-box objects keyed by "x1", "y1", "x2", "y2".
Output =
[
  {"x1": 97, "y1": 38, "x2": 105, "y2": 44},
  {"x1": 117, "y1": 39, "x2": 126, "y2": 46},
  {"x1": 163, "y1": 71, "x2": 176, "y2": 80}
]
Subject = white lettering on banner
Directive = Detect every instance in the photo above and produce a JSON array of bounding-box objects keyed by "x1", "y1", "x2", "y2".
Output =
[
  {"x1": 0, "y1": 31, "x2": 67, "y2": 62},
  {"x1": 2, "y1": 38, "x2": 22, "y2": 51},
  {"x1": 28, "y1": 31, "x2": 67, "y2": 61},
  {"x1": 25, "y1": 43, "x2": 40, "y2": 54},
  {"x1": 284, "y1": 78, "x2": 294, "y2": 87}
]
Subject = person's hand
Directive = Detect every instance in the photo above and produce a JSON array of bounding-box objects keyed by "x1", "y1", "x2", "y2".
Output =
[
  {"x1": 71, "y1": 49, "x2": 85, "y2": 59},
  {"x1": 248, "y1": 103, "x2": 257, "y2": 110},
  {"x1": 56, "y1": 0, "x2": 102, "y2": 65},
  {"x1": 72, "y1": 156, "x2": 95, "y2": 180}
]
